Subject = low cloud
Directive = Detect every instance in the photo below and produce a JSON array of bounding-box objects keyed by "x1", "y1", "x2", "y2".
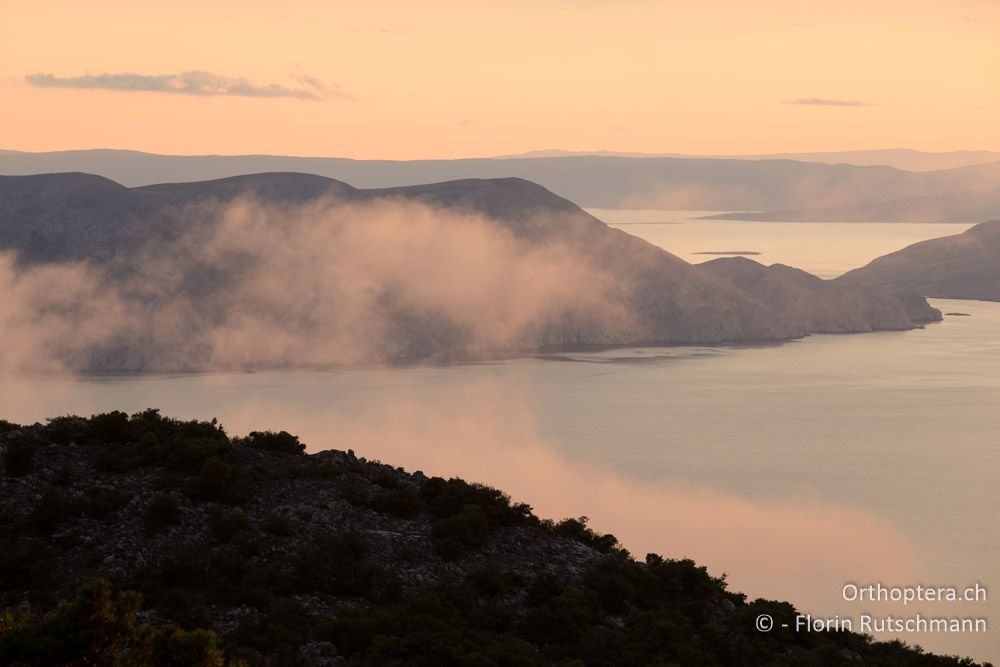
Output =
[
  {"x1": 24, "y1": 70, "x2": 349, "y2": 101},
  {"x1": 784, "y1": 97, "x2": 870, "y2": 107},
  {"x1": 0, "y1": 196, "x2": 635, "y2": 372}
]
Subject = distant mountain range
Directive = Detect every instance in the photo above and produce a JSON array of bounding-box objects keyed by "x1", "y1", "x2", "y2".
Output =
[
  {"x1": 3, "y1": 149, "x2": 1000, "y2": 215},
  {"x1": 837, "y1": 220, "x2": 1000, "y2": 301},
  {"x1": 0, "y1": 172, "x2": 938, "y2": 371},
  {"x1": 500, "y1": 148, "x2": 1000, "y2": 172},
  {"x1": 704, "y1": 188, "x2": 1000, "y2": 223}
]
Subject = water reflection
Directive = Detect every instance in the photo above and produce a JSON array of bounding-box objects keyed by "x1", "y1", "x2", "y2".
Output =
[{"x1": 1, "y1": 300, "x2": 997, "y2": 661}]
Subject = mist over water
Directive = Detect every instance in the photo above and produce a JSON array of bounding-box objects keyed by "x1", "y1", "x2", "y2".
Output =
[
  {"x1": 2, "y1": 220, "x2": 997, "y2": 661},
  {"x1": 0, "y1": 196, "x2": 637, "y2": 371},
  {"x1": 592, "y1": 209, "x2": 974, "y2": 278}
]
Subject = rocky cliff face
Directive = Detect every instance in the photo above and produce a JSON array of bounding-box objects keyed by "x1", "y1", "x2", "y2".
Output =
[
  {"x1": 0, "y1": 411, "x2": 984, "y2": 666},
  {"x1": 836, "y1": 220, "x2": 1000, "y2": 301}
]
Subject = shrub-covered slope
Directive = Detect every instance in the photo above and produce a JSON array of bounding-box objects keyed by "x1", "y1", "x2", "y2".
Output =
[{"x1": 0, "y1": 412, "x2": 985, "y2": 666}]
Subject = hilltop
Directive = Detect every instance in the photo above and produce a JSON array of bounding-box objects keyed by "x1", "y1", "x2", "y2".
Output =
[
  {"x1": 0, "y1": 411, "x2": 987, "y2": 666},
  {"x1": 5, "y1": 149, "x2": 1000, "y2": 211},
  {"x1": 0, "y1": 173, "x2": 939, "y2": 372},
  {"x1": 836, "y1": 220, "x2": 1000, "y2": 301}
]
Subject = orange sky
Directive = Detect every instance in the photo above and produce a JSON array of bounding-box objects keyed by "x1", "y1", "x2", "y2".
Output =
[{"x1": 2, "y1": 0, "x2": 998, "y2": 158}]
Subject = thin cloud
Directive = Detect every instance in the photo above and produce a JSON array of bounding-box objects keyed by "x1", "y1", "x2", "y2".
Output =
[
  {"x1": 24, "y1": 71, "x2": 351, "y2": 101},
  {"x1": 784, "y1": 97, "x2": 871, "y2": 107},
  {"x1": 347, "y1": 27, "x2": 415, "y2": 34}
]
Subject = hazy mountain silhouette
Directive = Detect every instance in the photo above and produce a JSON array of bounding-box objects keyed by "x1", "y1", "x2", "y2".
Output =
[
  {"x1": 699, "y1": 257, "x2": 941, "y2": 331},
  {"x1": 836, "y1": 220, "x2": 1000, "y2": 301},
  {"x1": 704, "y1": 188, "x2": 1000, "y2": 223},
  {"x1": 4, "y1": 149, "x2": 1000, "y2": 211},
  {"x1": 499, "y1": 148, "x2": 1000, "y2": 171},
  {"x1": 0, "y1": 172, "x2": 939, "y2": 371}
]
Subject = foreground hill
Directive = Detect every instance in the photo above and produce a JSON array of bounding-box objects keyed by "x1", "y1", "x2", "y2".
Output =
[
  {"x1": 5, "y1": 149, "x2": 1000, "y2": 210},
  {"x1": 836, "y1": 221, "x2": 1000, "y2": 301},
  {"x1": 704, "y1": 188, "x2": 1000, "y2": 223},
  {"x1": 0, "y1": 172, "x2": 941, "y2": 371},
  {"x1": 0, "y1": 411, "x2": 987, "y2": 666}
]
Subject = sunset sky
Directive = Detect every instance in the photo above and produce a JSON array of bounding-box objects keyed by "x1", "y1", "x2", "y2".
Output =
[{"x1": 2, "y1": 0, "x2": 998, "y2": 158}]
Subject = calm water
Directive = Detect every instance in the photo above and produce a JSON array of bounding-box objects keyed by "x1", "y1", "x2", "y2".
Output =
[
  {"x1": 1, "y1": 219, "x2": 996, "y2": 660},
  {"x1": 591, "y1": 209, "x2": 973, "y2": 278}
]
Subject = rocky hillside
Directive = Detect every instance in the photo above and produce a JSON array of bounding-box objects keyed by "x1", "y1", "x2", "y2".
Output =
[
  {"x1": 0, "y1": 173, "x2": 938, "y2": 372},
  {"x1": 0, "y1": 411, "x2": 987, "y2": 666},
  {"x1": 699, "y1": 257, "x2": 941, "y2": 330},
  {"x1": 836, "y1": 220, "x2": 1000, "y2": 301}
]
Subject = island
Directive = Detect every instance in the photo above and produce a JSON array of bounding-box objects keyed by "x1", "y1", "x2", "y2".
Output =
[{"x1": 0, "y1": 173, "x2": 940, "y2": 372}]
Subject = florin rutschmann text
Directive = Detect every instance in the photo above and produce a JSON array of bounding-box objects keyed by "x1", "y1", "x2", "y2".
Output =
[{"x1": 756, "y1": 583, "x2": 989, "y2": 635}]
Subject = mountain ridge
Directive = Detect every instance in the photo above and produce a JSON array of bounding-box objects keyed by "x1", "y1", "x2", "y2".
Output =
[
  {"x1": 5, "y1": 149, "x2": 1000, "y2": 211},
  {"x1": 704, "y1": 188, "x2": 1000, "y2": 223},
  {"x1": 836, "y1": 220, "x2": 1000, "y2": 301},
  {"x1": 0, "y1": 172, "x2": 940, "y2": 371}
]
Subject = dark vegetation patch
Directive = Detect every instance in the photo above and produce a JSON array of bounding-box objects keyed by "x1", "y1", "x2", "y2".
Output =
[{"x1": 0, "y1": 410, "x2": 986, "y2": 666}]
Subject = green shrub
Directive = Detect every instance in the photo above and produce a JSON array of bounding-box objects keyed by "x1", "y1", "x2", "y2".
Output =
[
  {"x1": 52, "y1": 466, "x2": 74, "y2": 486},
  {"x1": 82, "y1": 487, "x2": 131, "y2": 520},
  {"x1": 151, "y1": 625, "x2": 227, "y2": 667},
  {"x1": 263, "y1": 513, "x2": 292, "y2": 536},
  {"x1": 87, "y1": 411, "x2": 133, "y2": 444},
  {"x1": 551, "y1": 516, "x2": 621, "y2": 555},
  {"x1": 468, "y1": 567, "x2": 521, "y2": 597},
  {"x1": 0, "y1": 419, "x2": 20, "y2": 434},
  {"x1": 208, "y1": 509, "x2": 252, "y2": 543},
  {"x1": 421, "y1": 477, "x2": 534, "y2": 528},
  {"x1": 238, "y1": 430, "x2": 305, "y2": 455},
  {"x1": 156, "y1": 438, "x2": 235, "y2": 475},
  {"x1": 144, "y1": 495, "x2": 182, "y2": 533},
  {"x1": 432, "y1": 507, "x2": 490, "y2": 560},
  {"x1": 185, "y1": 457, "x2": 233, "y2": 502},
  {"x1": 3, "y1": 439, "x2": 35, "y2": 477},
  {"x1": 29, "y1": 487, "x2": 82, "y2": 535},
  {"x1": 149, "y1": 545, "x2": 213, "y2": 592},
  {"x1": 0, "y1": 579, "x2": 228, "y2": 667},
  {"x1": 295, "y1": 533, "x2": 395, "y2": 599},
  {"x1": 0, "y1": 538, "x2": 55, "y2": 593},
  {"x1": 365, "y1": 486, "x2": 423, "y2": 518},
  {"x1": 44, "y1": 416, "x2": 89, "y2": 444}
]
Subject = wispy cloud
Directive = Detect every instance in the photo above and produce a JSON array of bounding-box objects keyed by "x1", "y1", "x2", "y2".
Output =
[
  {"x1": 24, "y1": 71, "x2": 350, "y2": 101},
  {"x1": 347, "y1": 27, "x2": 415, "y2": 34},
  {"x1": 784, "y1": 97, "x2": 870, "y2": 107}
]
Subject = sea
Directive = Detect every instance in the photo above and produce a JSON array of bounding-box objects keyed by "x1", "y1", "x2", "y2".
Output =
[{"x1": 2, "y1": 213, "x2": 995, "y2": 661}]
